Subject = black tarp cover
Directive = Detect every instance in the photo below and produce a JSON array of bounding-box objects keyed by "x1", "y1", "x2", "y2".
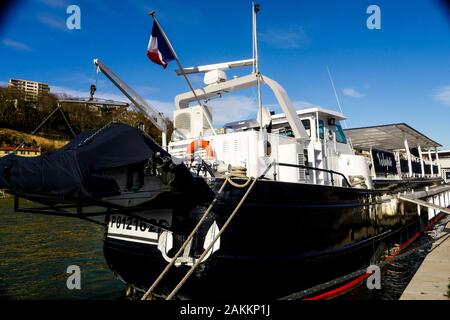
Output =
[{"x1": 0, "y1": 124, "x2": 208, "y2": 200}]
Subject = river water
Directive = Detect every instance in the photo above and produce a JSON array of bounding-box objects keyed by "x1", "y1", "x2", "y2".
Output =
[
  {"x1": 0, "y1": 197, "x2": 124, "y2": 300},
  {"x1": 0, "y1": 197, "x2": 438, "y2": 300},
  {"x1": 339, "y1": 233, "x2": 432, "y2": 300}
]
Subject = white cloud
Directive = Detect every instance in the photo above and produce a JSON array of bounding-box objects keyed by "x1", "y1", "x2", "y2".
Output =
[
  {"x1": 37, "y1": 14, "x2": 68, "y2": 32},
  {"x1": 51, "y1": 85, "x2": 95, "y2": 99},
  {"x1": 264, "y1": 100, "x2": 317, "y2": 115},
  {"x1": 293, "y1": 100, "x2": 315, "y2": 109},
  {"x1": 206, "y1": 96, "x2": 257, "y2": 126},
  {"x1": 260, "y1": 26, "x2": 309, "y2": 49},
  {"x1": 49, "y1": 85, "x2": 322, "y2": 128},
  {"x1": 342, "y1": 88, "x2": 365, "y2": 98},
  {"x1": 202, "y1": 97, "x2": 322, "y2": 127},
  {"x1": 145, "y1": 99, "x2": 175, "y2": 119},
  {"x1": 134, "y1": 85, "x2": 158, "y2": 96},
  {"x1": 434, "y1": 86, "x2": 450, "y2": 106},
  {"x1": 52, "y1": 85, "x2": 128, "y2": 102},
  {"x1": 2, "y1": 38, "x2": 32, "y2": 51},
  {"x1": 51, "y1": 84, "x2": 175, "y2": 120}
]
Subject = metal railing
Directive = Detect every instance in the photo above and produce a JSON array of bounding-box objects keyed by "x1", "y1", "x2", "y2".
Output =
[{"x1": 275, "y1": 162, "x2": 351, "y2": 187}]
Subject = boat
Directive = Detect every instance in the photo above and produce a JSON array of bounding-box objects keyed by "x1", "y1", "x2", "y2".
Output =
[{"x1": 1, "y1": 4, "x2": 450, "y2": 300}]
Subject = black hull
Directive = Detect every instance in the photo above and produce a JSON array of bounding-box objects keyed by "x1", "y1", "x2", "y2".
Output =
[{"x1": 103, "y1": 178, "x2": 443, "y2": 299}]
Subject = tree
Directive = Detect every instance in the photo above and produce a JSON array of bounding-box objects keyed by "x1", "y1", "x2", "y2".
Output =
[{"x1": 0, "y1": 86, "x2": 173, "y2": 148}]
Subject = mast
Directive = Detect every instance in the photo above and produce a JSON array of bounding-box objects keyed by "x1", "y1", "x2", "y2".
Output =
[{"x1": 252, "y1": 2, "x2": 263, "y2": 132}]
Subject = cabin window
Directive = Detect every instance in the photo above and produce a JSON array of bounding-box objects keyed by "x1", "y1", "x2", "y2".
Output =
[
  {"x1": 318, "y1": 120, "x2": 324, "y2": 139},
  {"x1": 335, "y1": 124, "x2": 347, "y2": 144},
  {"x1": 301, "y1": 119, "x2": 311, "y2": 137},
  {"x1": 279, "y1": 129, "x2": 294, "y2": 137}
]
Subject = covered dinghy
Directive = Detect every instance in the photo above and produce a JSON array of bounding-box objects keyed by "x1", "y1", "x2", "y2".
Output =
[{"x1": 0, "y1": 123, "x2": 213, "y2": 202}]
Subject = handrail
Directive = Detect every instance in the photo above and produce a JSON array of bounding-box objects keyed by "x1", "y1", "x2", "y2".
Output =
[{"x1": 276, "y1": 162, "x2": 351, "y2": 187}]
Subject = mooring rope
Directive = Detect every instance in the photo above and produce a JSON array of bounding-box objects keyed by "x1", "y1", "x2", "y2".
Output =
[
  {"x1": 141, "y1": 162, "x2": 274, "y2": 300},
  {"x1": 166, "y1": 176, "x2": 259, "y2": 300},
  {"x1": 141, "y1": 179, "x2": 228, "y2": 300},
  {"x1": 225, "y1": 174, "x2": 252, "y2": 188}
]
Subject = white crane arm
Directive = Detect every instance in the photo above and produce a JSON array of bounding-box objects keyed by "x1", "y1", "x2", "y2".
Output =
[{"x1": 93, "y1": 59, "x2": 167, "y2": 133}]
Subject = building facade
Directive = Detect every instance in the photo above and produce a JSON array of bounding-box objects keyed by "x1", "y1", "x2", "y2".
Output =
[
  {"x1": 8, "y1": 79, "x2": 50, "y2": 101},
  {"x1": 0, "y1": 146, "x2": 41, "y2": 158},
  {"x1": 436, "y1": 150, "x2": 450, "y2": 183}
]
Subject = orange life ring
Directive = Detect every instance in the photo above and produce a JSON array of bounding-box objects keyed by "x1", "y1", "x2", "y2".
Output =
[{"x1": 186, "y1": 139, "x2": 215, "y2": 159}]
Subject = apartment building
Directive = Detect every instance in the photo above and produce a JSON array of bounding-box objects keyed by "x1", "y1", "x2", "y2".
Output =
[{"x1": 8, "y1": 79, "x2": 50, "y2": 101}]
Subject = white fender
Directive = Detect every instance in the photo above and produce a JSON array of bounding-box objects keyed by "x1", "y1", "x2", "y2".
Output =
[
  {"x1": 200, "y1": 221, "x2": 220, "y2": 262},
  {"x1": 157, "y1": 230, "x2": 173, "y2": 263},
  {"x1": 157, "y1": 221, "x2": 221, "y2": 265}
]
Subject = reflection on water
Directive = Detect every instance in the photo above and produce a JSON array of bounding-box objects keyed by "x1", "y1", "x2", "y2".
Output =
[
  {"x1": 0, "y1": 198, "x2": 125, "y2": 300},
  {"x1": 338, "y1": 232, "x2": 432, "y2": 300}
]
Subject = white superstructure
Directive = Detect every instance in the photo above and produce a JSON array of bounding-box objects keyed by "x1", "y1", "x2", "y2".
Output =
[{"x1": 168, "y1": 65, "x2": 372, "y2": 189}]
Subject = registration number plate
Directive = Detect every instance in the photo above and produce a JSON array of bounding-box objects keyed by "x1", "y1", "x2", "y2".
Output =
[{"x1": 107, "y1": 213, "x2": 170, "y2": 245}]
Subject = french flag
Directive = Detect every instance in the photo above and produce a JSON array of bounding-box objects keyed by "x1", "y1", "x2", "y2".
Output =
[{"x1": 147, "y1": 21, "x2": 175, "y2": 68}]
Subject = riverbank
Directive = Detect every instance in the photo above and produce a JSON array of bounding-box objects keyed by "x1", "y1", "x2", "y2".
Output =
[{"x1": 0, "y1": 128, "x2": 68, "y2": 151}]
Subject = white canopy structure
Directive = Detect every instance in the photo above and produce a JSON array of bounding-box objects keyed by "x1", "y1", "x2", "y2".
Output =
[
  {"x1": 345, "y1": 123, "x2": 441, "y2": 151},
  {"x1": 346, "y1": 123, "x2": 442, "y2": 179}
]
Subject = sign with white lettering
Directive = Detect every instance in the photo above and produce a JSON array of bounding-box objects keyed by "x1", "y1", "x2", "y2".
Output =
[{"x1": 372, "y1": 149, "x2": 397, "y2": 175}]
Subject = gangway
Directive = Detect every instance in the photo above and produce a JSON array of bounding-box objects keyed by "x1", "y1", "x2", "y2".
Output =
[{"x1": 399, "y1": 196, "x2": 450, "y2": 215}]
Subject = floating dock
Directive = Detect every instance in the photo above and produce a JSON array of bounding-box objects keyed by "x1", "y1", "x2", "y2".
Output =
[{"x1": 400, "y1": 221, "x2": 450, "y2": 300}]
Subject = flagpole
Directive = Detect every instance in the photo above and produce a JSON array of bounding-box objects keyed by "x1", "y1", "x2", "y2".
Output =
[{"x1": 149, "y1": 11, "x2": 216, "y2": 136}]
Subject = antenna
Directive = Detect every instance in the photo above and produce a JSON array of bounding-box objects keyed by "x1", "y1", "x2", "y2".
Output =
[
  {"x1": 326, "y1": 66, "x2": 348, "y2": 129},
  {"x1": 327, "y1": 66, "x2": 354, "y2": 151}
]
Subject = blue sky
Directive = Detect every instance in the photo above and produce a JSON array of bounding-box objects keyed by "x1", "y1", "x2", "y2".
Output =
[{"x1": 1, "y1": 0, "x2": 450, "y2": 148}]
